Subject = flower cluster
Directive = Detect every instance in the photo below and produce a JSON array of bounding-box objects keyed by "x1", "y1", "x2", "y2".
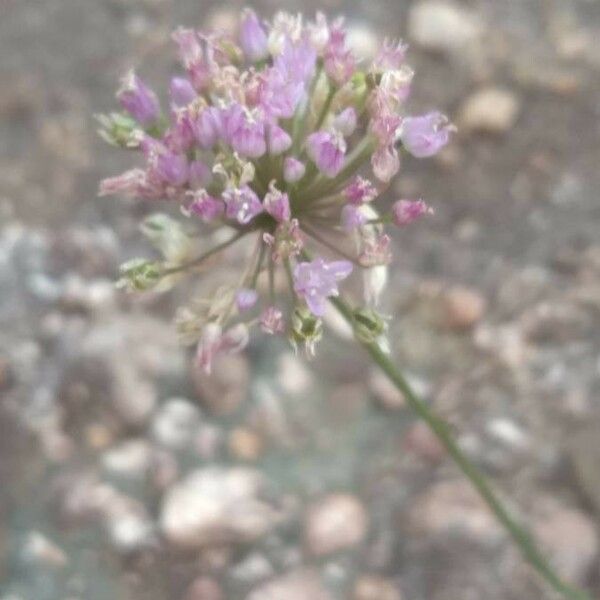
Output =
[{"x1": 99, "y1": 8, "x2": 453, "y2": 372}]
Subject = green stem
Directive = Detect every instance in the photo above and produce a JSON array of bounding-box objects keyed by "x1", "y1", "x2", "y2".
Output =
[
  {"x1": 162, "y1": 230, "x2": 247, "y2": 275},
  {"x1": 329, "y1": 294, "x2": 592, "y2": 600}
]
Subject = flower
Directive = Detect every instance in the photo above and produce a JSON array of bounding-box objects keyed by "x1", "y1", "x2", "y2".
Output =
[
  {"x1": 196, "y1": 323, "x2": 249, "y2": 374},
  {"x1": 283, "y1": 157, "x2": 306, "y2": 183},
  {"x1": 392, "y1": 199, "x2": 433, "y2": 226},
  {"x1": 260, "y1": 306, "x2": 285, "y2": 334},
  {"x1": 306, "y1": 130, "x2": 346, "y2": 178},
  {"x1": 236, "y1": 288, "x2": 259, "y2": 312},
  {"x1": 264, "y1": 181, "x2": 291, "y2": 222},
  {"x1": 223, "y1": 185, "x2": 263, "y2": 224},
  {"x1": 187, "y1": 190, "x2": 223, "y2": 222},
  {"x1": 100, "y1": 8, "x2": 451, "y2": 366},
  {"x1": 169, "y1": 76, "x2": 197, "y2": 108},
  {"x1": 117, "y1": 71, "x2": 160, "y2": 126},
  {"x1": 293, "y1": 258, "x2": 353, "y2": 316},
  {"x1": 240, "y1": 9, "x2": 269, "y2": 62},
  {"x1": 399, "y1": 111, "x2": 454, "y2": 158}
]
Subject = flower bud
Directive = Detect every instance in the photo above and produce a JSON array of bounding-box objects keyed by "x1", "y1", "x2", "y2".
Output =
[
  {"x1": 353, "y1": 307, "x2": 387, "y2": 344},
  {"x1": 169, "y1": 76, "x2": 197, "y2": 108},
  {"x1": 266, "y1": 123, "x2": 292, "y2": 155},
  {"x1": 240, "y1": 9, "x2": 269, "y2": 63},
  {"x1": 117, "y1": 259, "x2": 163, "y2": 292},
  {"x1": 236, "y1": 288, "x2": 258, "y2": 312},
  {"x1": 117, "y1": 71, "x2": 160, "y2": 126},
  {"x1": 260, "y1": 306, "x2": 284, "y2": 334},
  {"x1": 96, "y1": 112, "x2": 142, "y2": 149},
  {"x1": 290, "y1": 307, "x2": 323, "y2": 356},
  {"x1": 333, "y1": 107, "x2": 357, "y2": 137},
  {"x1": 264, "y1": 181, "x2": 291, "y2": 222},
  {"x1": 392, "y1": 199, "x2": 433, "y2": 226},
  {"x1": 283, "y1": 157, "x2": 306, "y2": 183},
  {"x1": 399, "y1": 112, "x2": 454, "y2": 158}
]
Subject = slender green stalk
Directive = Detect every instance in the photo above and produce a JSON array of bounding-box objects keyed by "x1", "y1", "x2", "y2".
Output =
[
  {"x1": 329, "y1": 294, "x2": 592, "y2": 600},
  {"x1": 162, "y1": 230, "x2": 247, "y2": 275}
]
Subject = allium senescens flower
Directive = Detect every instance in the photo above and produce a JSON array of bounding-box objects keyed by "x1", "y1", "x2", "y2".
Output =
[{"x1": 99, "y1": 8, "x2": 453, "y2": 372}]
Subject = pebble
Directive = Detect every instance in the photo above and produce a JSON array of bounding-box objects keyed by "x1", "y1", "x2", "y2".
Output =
[
  {"x1": 406, "y1": 479, "x2": 503, "y2": 545},
  {"x1": 228, "y1": 427, "x2": 264, "y2": 462},
  {"x1": 101, "y1": 439, "x2": 152, "y2": 479},
  {"x1": 458, "y1": 88, "x2": 521, "y2": 134},
  {"x1": 304, "y1": 494, "x2": 369, "y2": 557},
  {"x1": 150, "y1": 397, "x2": 201, "y2": 450},
  {"x1": 22, "y1": 532, "x2": 68, "y2": 568},
  {"x1": 192, "y1": 354, "x2": 249, "y2": 416},
  {"x1": 441, "y1": 286, "x2": 487, "y2": 331},
  {"x1": 353, "y1": 575, "x2": 402, "y2": 600},
  {"x1": 184, "y1": 577, "x2": 224, "y2": 600},
  {"x1": 246, "y1": 570, "x2": 333, "y2": 600},
  {"x1": 533, "y1": 499, "x2": 597, "y2": 585},
  {"x1": 160, "y1": 468, "x2": 279, "y2": 549},
  {"x1": 229, "y1": 552, "x2": 274, "y2": 588},
  {"x1": 408, "y1": 1, "x2": 482, "y2": 53},
  {"x1": 403, "y1": 421, "x2": 446, "y2": 463}
]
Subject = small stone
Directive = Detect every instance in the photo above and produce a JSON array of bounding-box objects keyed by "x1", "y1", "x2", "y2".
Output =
[
  {"x1": 184, "y1": 576, "x2": 224, "y2": 600},
  {"x1": 229, "y1": 552, "x2": 274, "y2": 587},
  {"x1": 353, "y1": 575, "x2": 402, "y2": 600},
  {"x1": 458, "y1": 88, "x2": 520, "y2": 134},
  {"x1": 304, "y1": 494, "x2": 369, "y2": 557},
  {"x1": 369, "y1": 368, "x2": 405, "y2": 410},
  {"x1": 246, "y1": 570, "x2": 333, "y2": 600},
  {"x1": 403, "y1": 421, "x2": 446, "y2": 463},
  {"x1": 150, "y1": 397, "x2": 201, "y2": 450},
  {"x1": 160, "y1": 468, "x2": 279, "y2": 549},
  {"x1": 101, "y1": 439, "x2": 152, "y2": 479},
  {"x1": 22, "y1": 532, "x2": 68, "y2": 569},
  {"x1": 192, "y1": 354, "x2": 249, "y2": 416},
  {"x1": 228, "y1": 427, "x2": 264, "y2": 462},
  {"x1": 111, "y1": 360, "x2": 157, "y2": 426},
  {"x1": 441, "y1": 286, "x2": 486, "y2": 330},
  {"x1": 406, "y1": 479, "x2": 503, "y2": 545},
  {"x1": 533, "y1": 499, "x2": 598, "y2": 585},
  {"x1": 408, "y1": 1, "x2": 482, "y2": 53}
]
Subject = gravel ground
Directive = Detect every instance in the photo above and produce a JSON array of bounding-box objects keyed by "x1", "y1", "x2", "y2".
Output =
[{"x1": 1, "y1": 1, "x2": 600, "y2": 599}]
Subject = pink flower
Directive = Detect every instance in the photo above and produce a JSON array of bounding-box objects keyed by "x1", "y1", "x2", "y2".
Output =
[
  {"x1": 99, "y1": 169, "x2": 154, "y2": 199},
  {"x1": 264, "y1": 182, "x2": 291, "y2": 222},
  {"x1": 333, "y1": 107, "x2": 357, "y2": 137},
  {"x1": 372, "y1": 39, "x2": 409, "y2": 72},
  {"x1": 306, "y1": 130, "x2": 346, "y2": 178},
  {"x1": 192, "y1": 106, "x2": 222, "y2": 149},
  {"x1": 324, "y1": 20, "x2": 355, "y2": 86},
  {"x1": 371, "y1": 145, "x2": 400, "y2": 183},
  {"x1": 240, "y1": 9, "x2": 269, "y2": 62},
  {"x1": 236, "y1": 288, "x2": 259, "y2": 312},
  {"x1": 172, "y1": 28, "x2": 213, "y2": 91},
  {"x1": 293, "y1": 257, "x2": 353, "y2": 316},
  {"x1": 260, "y1": 306, "x2": 285, "y2": 334},
  {"x1": 266, "y1": 123, "x2": 292, "y2": 155},
  {"x1": 223, "y1": 185, "x2": 263, "y2": 224},
  {"x1": 392, "y1": 199, "x2": 433, "y2": 226},
  {"x1": 400, "y1": 112, "x2": 453, "y2": 158},
  {"x1": 144, "y1": 141, "x2": 189, "y2": 187},
  {"x1": 283, "y1": 157, "x2": 306, "y2": 183},
  {"x1": 341, "y1": 204, "x2": 368, "y2": 231},
  {"x1": 188, "y1": 190, "x2": 223, "y2": 222},
  {"x1": 359, "y1": 233, "x2": 392, "y2": 267},
  {"x1": 196, "y1": 323, "x2": 249, "y2": 374},
  {"x1": 223, "y1": 104, "x2": 266, "y2": 158},
  {"x1": 117, "y1": 71, "x2": 160, "y2": 126},
  {"x1": 344, "y1": 176, "x2": 378, "y2": 204},
  {"x1": 169, "y1": 76, "x2": 197, "y2": 108}
]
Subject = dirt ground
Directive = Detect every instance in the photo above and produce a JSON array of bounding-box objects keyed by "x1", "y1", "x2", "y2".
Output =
[{"x1": 1, "y1": 1, "x2": 600, "y2": 599}]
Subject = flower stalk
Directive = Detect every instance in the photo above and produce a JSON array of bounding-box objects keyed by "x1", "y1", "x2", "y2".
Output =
[{"x1": 329, "y1": 293, "x2": 592, "y2": 600}]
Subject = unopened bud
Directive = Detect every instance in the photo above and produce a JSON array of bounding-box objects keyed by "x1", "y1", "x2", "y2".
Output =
[
  {"x1": 117, "y1": 259, "x2": 163, "y2": 292},
  {"x1": 353, "y1": 307, "x2": 386, "y2": 344}
]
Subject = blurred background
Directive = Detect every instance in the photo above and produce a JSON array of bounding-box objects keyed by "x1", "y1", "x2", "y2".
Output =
[{"x1": 1, "y1": 0, "x2": 600, "y2": 598}]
